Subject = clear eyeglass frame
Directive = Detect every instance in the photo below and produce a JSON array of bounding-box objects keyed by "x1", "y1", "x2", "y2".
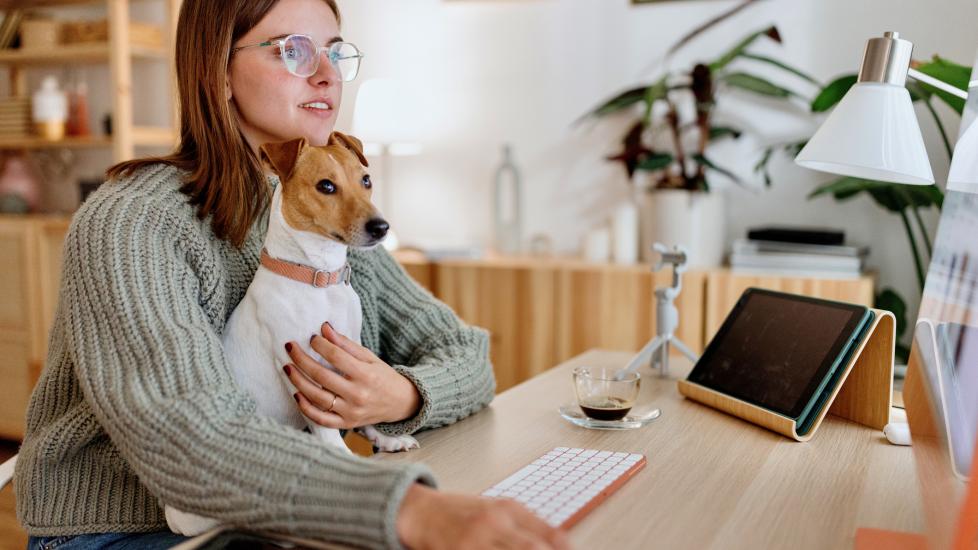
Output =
[{"x1": 231, "y1": 34, "x2": 364, "y2": 82}]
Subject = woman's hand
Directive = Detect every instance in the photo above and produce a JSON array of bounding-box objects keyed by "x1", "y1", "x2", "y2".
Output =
[
  {"x1": 397, "y1": 484, "x2": 572, "y2": 550},
  {"x1": 284, "y1": 322, "x2": 422, "y2": 429}
]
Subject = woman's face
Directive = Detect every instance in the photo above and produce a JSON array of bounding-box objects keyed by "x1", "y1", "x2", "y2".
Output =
[{"x1": 229, "y1": 0, "x2": 342, "y2": 151}]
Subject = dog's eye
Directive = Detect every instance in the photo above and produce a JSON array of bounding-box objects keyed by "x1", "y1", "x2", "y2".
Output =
[
  {"x1": 362, "y1": 175, "x2": 372, "y2": 189},
  {"x1": 316, "y1": 179, "x2": 337, "y2": 195}
]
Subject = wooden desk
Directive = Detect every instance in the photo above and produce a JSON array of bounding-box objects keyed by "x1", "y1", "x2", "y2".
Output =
[{"x1": 377, "y1": 349, "x2": 924, "y2": 550}]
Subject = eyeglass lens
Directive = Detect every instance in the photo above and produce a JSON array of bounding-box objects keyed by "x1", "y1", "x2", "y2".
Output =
[{"x1": 281, "y1": 35, "x2": 361, "y2": 82}]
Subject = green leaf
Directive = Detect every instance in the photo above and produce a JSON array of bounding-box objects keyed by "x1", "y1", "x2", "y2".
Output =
[
  {"x1": 915, "y1": 56, "x2": 970, "y2": 114},
  {"x1": 875, "y1": 288, "x2": 908, "y2": 340},
  {"x1": 809, "y1": 177, "x2": 944, "y2": 213},
  {"x1": 811, "y1": 75, "x2": 857, "y2": 112},
  {"x1": 589, "y1": 85, "x2": 648, "y2": 118},
  {"x1": 642, "y1": 77, "x2": 669, "y2": 124},
  {"x1": 709, "y1": 126, "x2": 743, "y2": 140},
  {"x1": 739, "y1": 53, "x2": 821, "y2": 86},
  {"x1": 753, "y1": 147, "x2": 774, "y2": 187},
  {"x1": 708, "y1": 25, "x2": 781, "y2": 72},
  {"x1": 635, "y1": 153, "x2": 674, "y2": 172},
  {"x1": 692, "y1": 153, "x2": 742, "y2": 185},
  {"x1": 721, "y1": 72, "x2": 797, "y2": 98}
]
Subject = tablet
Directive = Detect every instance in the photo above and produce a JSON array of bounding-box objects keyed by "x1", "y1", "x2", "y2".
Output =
[{"x1": 688, "y1": 288, "x2": 874, "y2": 428}]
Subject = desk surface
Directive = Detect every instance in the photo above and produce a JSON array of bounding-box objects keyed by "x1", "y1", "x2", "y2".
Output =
[{"x1": 377, "y1": 349, "x2": 924, "y2": 550}]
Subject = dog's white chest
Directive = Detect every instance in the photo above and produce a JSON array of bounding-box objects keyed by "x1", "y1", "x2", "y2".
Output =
[{"x1": 222, "y1": 267, "x2": 362, "y2": 435}]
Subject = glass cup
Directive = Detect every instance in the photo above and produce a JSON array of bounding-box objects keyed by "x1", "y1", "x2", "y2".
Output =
[{"x1": 573, "y1": 367, "x2": 641, "y2": 421}]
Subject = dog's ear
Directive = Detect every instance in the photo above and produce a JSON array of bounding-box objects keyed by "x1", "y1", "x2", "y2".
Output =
[
  {"x1": 328, "y1": 132, "x2": 369, "y2": 167},
  {"x1": 260, "y1": 138, "x2": 307, "y2": 182}
]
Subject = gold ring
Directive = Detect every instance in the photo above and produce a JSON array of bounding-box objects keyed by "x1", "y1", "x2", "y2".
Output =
[{"x1": 327, "y1": 394, "x2": 338, "y2": 413}]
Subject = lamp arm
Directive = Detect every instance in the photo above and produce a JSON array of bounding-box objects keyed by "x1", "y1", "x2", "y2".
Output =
[{"x1": 907, "y1": 68, "x2": 970, "y2": 100}]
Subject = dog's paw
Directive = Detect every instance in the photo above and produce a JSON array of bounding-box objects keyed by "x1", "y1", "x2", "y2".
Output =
[{"x1": 359, "y1": 425, "x2": 420, "y2": 453}]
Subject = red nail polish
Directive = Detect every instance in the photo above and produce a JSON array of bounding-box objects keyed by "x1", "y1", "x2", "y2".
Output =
[
  {"x1": 285, "y1": 342, "x2": 293, "y2": 353},
  {"x1": 293, "y1": 393, "x2": 300, "y2": 403},
  {"x1": 310, "y1": 334, "x2": 316, "y2": 346},
  {"x1": 283, "y1": 364, "x2": 292, "y2": 376}
]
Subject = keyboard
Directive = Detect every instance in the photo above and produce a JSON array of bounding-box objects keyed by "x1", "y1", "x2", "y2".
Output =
[{"x1": 481, "y1": 447, "x2": 646, "y2": 529}]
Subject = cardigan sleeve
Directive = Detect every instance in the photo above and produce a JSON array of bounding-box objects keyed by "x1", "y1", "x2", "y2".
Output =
[
  {"x1": 64, "y1": 186, "x2": 434, "y2": 549},
  {"x1": 351, "y1": 248, "x2": 496, "y2": 437}
]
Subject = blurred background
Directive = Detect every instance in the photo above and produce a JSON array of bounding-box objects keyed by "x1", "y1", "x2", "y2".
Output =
[{"x1": 0, "y1": 0, "x2": 976, "y2": 545}]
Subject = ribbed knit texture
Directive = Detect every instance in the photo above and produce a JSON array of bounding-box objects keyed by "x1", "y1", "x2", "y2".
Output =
[{"x1": 14, "y1": 164, "x2": 496, "y2": 549}]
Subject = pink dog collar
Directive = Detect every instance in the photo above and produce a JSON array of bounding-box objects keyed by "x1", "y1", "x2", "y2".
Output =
[{"x1": 260, "y1": 248, "x2": 353, "y2": 288}]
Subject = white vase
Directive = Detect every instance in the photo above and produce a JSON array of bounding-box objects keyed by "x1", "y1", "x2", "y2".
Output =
[
  {"x1": 636, "y1": 189, "x2": 725, "y2": 268},
  {"x1": 611, "y1": 200, "x2": 639, "y2": 264}
]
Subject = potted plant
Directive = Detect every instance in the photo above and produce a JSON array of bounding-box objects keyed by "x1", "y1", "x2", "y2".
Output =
[{"x1": 583, "y1": 10, "x2": 818, "y2": 266}]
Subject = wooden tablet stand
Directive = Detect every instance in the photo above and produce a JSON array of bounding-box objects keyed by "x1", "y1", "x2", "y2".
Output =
[{"x1": 677, "y1": 309, "x2": 895, "y2": 441}]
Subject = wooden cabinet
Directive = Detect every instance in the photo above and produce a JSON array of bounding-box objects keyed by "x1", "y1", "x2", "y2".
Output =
[
  {"x1": 431, "y1": 258, "x2": 706, "y2": 391},
  {"x1": 0, "y1": 215, "x2": 68, "y2": 439},
  {"x1": 397, "y1": 256, "x2": 875, "y2": 392}
]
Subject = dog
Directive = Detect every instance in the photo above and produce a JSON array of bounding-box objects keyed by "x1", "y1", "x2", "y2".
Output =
[{"x1": 164, "y1": 132, "x2": 419, "y2": 536}]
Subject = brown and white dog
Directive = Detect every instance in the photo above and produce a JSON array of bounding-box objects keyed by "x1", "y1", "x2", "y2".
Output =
[{"x1": 165, "y1": 133, "x2": 419, "y2": 536}]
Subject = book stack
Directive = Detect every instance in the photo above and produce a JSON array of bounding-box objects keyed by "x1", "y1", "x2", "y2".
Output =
[
  {"x1": 730, "y1": 228, "x2": 867, "y2": 279},
  {"x1": 0, "y1": 96, "x2": 32, "y2": 140}
]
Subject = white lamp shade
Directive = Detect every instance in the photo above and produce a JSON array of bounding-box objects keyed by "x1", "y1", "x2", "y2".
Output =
[
  {"x1": 948, "y1": 118, "x2": 978, "y2": 193},
  {"x1": 351, "y1": 78, "x2": 422, "y2": 153},
  {"x1": 795, "y1": 82, "x2": 934, "y2": 185}
]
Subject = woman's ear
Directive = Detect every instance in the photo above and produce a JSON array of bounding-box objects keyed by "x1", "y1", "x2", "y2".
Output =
[{"x1": 225, "y1": 78, "x2": 232, "y2": 101}]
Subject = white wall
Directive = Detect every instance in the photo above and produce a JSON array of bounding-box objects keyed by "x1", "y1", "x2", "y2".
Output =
[
  {"x1": 23, "y1": 0, "x2": 977, "y2": 334},
  {"x1": 333, "y1": 0, "x2": 978, "y2": 331}
]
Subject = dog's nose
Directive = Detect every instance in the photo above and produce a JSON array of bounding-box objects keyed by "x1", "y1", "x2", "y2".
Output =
[{"x1": 366, "y1": 219, "x2": 390, "y2": 240}]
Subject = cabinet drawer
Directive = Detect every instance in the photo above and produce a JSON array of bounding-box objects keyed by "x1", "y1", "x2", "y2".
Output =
[{"x1": 0, "y1": 334, "x2": 33, "y2": 440}]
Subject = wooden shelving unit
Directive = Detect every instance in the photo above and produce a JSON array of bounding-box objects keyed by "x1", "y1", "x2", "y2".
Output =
[
  {"x1": 0, "y1": 0, "x2": 181, "y2": 161},
  {"x1": 0, "y1": 41, "x2": 166, "y2": 65}
]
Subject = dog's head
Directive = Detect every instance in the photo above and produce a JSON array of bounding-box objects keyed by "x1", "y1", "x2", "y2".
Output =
[{"x1": 260, "y1": 132, "x2": 388, "y2": 248}]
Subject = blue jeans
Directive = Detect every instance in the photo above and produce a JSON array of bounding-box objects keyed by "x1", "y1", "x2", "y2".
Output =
[{"x1": 27, "y1": 532, "x2": 190, "y2": 550}]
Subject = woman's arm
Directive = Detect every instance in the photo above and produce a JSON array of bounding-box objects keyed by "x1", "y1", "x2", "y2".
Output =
[
  {"x1": 65, "y1": 186, "x2": 433, "y2": 549},
  {"x1": 350, "y1": 248, "x2": 496, "y2": 437}
]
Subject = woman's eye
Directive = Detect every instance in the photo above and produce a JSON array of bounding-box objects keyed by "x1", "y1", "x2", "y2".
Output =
[
  {"x1": 316, "y1": 179, "x2": 337, "y2": 194},
  {"x1": 362, "y1": 175, "x2": 372, "y2": 189},
  {"x1": 283, "y1": 47, "x2": 300, "y2": 60}
]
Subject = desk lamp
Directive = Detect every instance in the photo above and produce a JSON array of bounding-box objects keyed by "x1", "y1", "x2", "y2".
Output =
[
  {"x1": 795, "y1": 31, "x2": 978, "y2": 550},
  {"x1": 796, "y1": 32, "x2": 969, "y2": 185}
]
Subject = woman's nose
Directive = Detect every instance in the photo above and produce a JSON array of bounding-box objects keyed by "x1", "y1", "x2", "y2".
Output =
[{"x1": 309, "y1": 50, "x2": 340, "y2": 86}]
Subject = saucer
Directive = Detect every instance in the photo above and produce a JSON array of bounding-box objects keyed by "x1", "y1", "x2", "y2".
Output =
[{"x1": 558, "y1": 403, "x2": 661, "y2": 430}]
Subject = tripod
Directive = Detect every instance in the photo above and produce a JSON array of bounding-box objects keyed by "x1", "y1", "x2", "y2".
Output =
[{"x1": 621, "y1": 243, "x2": 698, "y2": 379}]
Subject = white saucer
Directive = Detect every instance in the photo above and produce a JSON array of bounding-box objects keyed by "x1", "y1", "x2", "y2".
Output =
[{"x1": 558, "y1": 403, "x2": 661, "y2": 430}]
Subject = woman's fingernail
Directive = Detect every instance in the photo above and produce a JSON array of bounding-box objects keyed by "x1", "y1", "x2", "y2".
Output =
[
  {"x1": 325, "y1": 322, "x2": 333, "y2": 331},
  {"x1": 285, "y1": 342, "x2": 293, "y2": 353},
  {"x1": 283, "y1": 364, "x2": 292, "y2": 376},
  {"x1": 293, "y1": 393, "x2": 300, "y2": 403}
]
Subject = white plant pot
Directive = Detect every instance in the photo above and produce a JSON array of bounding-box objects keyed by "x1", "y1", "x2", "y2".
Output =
[{"x1": 637, "y1": 189, "x2": 725, "y2": 268}]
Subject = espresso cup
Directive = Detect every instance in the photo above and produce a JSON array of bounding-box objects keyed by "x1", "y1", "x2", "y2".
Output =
[{"x1": 573, "y1": 366, "x2": 640, "y2": 421}]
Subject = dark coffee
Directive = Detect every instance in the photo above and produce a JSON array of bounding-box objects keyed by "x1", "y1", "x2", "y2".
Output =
[{"x1": 579, "y1": 396, "x2": 632, "y2": 421}]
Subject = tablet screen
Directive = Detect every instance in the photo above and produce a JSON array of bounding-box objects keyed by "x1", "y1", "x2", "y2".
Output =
[{"x1": 688, "y1": 289, "x2": 869, "y2": 419}]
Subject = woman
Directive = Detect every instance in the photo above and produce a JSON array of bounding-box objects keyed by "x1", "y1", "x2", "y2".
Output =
[{"x1": 16, "y1": 1, "x2": 569, "y2": 549}]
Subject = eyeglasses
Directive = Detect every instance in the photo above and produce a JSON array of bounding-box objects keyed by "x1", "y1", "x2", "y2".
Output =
[{"x1": 232, "y1": 34, "x2": 364, "y2": 82}]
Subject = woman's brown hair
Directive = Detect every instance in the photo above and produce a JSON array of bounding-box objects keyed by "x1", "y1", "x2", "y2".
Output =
[{"x1": 106, "y1": 0, "x2": 341, "y2": 247}]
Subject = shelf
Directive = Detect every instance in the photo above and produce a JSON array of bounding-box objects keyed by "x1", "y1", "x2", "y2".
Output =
[
  {"x1": 2, "y1": 0, "x2": 113, "y2": 7},
  {"x1": 0, "y1": 126, "x2": 174, "y2": 149},
  {"x1": 0, "y1": 42, "x2": 166, "y2": 66}
]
